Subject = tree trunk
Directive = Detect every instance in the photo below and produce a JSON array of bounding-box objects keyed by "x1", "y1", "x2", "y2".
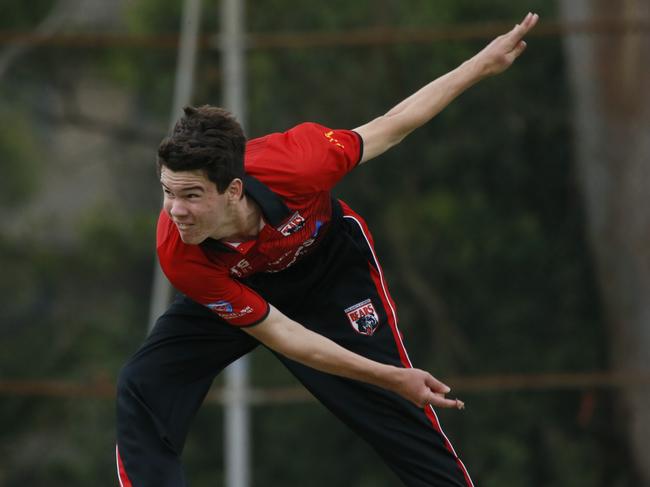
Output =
[{"x1": 558, "y1": 0, "x2": 650, "y2": 484}]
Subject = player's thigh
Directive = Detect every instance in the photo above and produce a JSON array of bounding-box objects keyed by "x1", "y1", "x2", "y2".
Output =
[{"x1": 119, "y1": 294, "x2": 258, "y2": 388}]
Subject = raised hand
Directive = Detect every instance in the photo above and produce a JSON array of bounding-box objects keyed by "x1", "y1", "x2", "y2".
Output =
[{"x1": 473, "y1": 12, "x2": 540, "y2": 77}]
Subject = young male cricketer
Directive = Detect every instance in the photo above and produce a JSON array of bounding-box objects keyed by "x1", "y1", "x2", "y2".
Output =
[{"x1": 116, "y1": 13, "x2": 539, "y2": 487}]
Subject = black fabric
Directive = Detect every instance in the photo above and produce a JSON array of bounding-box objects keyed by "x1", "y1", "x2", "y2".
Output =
[
  {"x1": 116, "y1": 298, "x2": 258, "y2": 486},
  {"x1": 242, "y1": 174, "x2": 292, "y2": 226},
  {"x1": 116, "y1": 209, "x2": 470, "y2": 487}
]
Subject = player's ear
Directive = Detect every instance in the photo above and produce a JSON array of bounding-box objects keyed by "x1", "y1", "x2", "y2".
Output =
[{"x1": 226, "y1": 178, "x2": 244, "y2": 201}]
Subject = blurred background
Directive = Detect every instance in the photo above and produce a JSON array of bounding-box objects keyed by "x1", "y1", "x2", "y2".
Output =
[{"x1": 1, "y1": 0, "x2": 649, "y2": 486}]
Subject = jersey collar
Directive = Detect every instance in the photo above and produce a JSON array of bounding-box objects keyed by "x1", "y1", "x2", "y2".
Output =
[
  {"x1": 200, "y1": 174, "x2": 291, "y2": 254},
  {"x1": 242, "y1": 174, "x2": 292, "y2": 226}
]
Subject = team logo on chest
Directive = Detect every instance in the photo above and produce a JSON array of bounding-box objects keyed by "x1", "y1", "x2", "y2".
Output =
[
  {"x1": 344, "y1": 298, "x2": 379, "y2": 336},
  {"x1": 278, "y1": 212, "x2": 306, "y2": 236}
]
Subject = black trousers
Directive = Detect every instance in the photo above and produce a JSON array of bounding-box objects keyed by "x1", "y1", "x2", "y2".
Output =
[{"x1": 116, "y1": 206, "x2": 473, "y2": 487}]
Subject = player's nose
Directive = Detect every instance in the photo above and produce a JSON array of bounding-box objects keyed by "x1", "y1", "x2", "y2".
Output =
[{"x1": 169, "y1": 200, "x2": 190, "y2": 218}]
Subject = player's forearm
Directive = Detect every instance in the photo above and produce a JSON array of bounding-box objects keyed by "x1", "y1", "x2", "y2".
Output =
[
  {"x1": 377, "y1": 15, "x2": 537, "y2": 137},
  {"x1": 287, "y1": 325, "x2": 399, "y2": 388},
  {"x1": 356, "y1": 13, "x2": 538, "y2": 164},
  {"x1": 246, "y1": 306, "x2": 462, "y2": 408},
  {"x1": 355, "y1": 58, "x2": 485, "y2": 162},
  {"x1": 246, "y1": 308, "x2": 400, "y2": 390},
  {"x1": 384, "y1": 57, "x2": 485, "y2": 129}
]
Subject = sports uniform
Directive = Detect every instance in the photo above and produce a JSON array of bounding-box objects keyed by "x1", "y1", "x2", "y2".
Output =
[{"x1": 116, "y1": 122, "x2": 473, "y2": 486}]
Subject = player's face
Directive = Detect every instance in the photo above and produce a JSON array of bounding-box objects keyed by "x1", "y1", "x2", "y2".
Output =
[{"x1": 160, "y1": 167, "x2": 232, "y2": 244}]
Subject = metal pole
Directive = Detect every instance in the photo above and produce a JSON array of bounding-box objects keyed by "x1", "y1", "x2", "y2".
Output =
[
  {"x1": 220, "y1": 0, "x2": 251, "y2": 486},
  {"x1": 148, "y1": 0, "x2": 203, "y2": 331}
]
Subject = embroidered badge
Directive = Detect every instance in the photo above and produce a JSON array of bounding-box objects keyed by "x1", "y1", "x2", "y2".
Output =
[
  {"x1": 344, "y1": 298, "x2": 379, "y2": 336},
  {"x1": 207, "y1": 300, "x2": 233, "y2": 314},
  {"x1": 278, "y1": 212, "x2": 306, "y2": 236},
  {"x1": 206, "y1": 301, "x2": 254, "y2": 320}
]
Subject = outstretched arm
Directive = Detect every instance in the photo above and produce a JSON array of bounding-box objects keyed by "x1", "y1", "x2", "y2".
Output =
[
  {"x1": 244, "y1": 305, "x2": 463, "y2": 409},
  {"x1": 355, "y1": 12, "x2": 539, "y2": 164}
]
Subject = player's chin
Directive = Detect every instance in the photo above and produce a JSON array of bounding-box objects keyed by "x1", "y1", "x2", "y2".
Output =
[{"x1": 178, "y1": 232, "x2": 203, "y2": 245}]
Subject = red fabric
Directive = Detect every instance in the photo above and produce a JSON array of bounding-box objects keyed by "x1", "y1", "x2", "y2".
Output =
[
  {"x1": 157, "y1": 123, "x2": 362, "y2": 327},
  {"x1": 245, "y1": 122, "x2": 361, "y2": 198},
  {"x1": 157, "y1": 212, "x2": 270, "y2": 326},
  {"x1": 116, "y1": 445, "x2": 133, "y2": 487}
]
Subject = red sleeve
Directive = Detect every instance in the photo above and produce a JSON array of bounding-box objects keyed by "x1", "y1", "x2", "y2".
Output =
[
  {"x1": 245, "y1": 122, "x2": 363, "y2": 196},
  {"x1": 156, "y1": 212, "x2": 270, "y2": 327}
]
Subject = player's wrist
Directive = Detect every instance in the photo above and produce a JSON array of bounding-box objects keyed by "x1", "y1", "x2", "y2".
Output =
[
  {"x1": 461, "y1": 55, "x2": 491, "y2": 82},
  {"x1": 377, "y1": 364, "x2": 409, "y2": 392}
]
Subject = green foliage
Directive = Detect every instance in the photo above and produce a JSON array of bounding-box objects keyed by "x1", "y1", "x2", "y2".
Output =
[
  {"x1": 91, "y1": 0, "x2": 190, "y2": 117},
  {"x1": 0, "y1": 0, "x2": 55, "y2": 29},
  {"x1": 0, "y1": 207, "x2": 154, "y2": 486},
  {"x1": 125, "y1": 0, "x2": 184, "y2": 34},
  {"x1": 0, "y1": 111, "x2": 42, "y2": 207}
]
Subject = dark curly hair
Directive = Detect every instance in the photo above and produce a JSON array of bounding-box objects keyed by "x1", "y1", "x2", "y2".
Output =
[{"x1": 157, "y1": 105, "x2": 246, "y2": 193}]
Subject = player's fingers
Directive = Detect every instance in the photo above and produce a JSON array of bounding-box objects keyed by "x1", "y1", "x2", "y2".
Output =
[
  {"x1": 427, "y1": 395, "x2": 465, "y2": 410},
  {"x1": 425, "y1": 374, "x2": 451, "y2": 394},
  {"x1": 509, "y1": 14, "x2": 530, "y2": 36},
  {"x1": 518, "y1": 13, "x2": 539, "y2": 37},
  {"x1": 507, "y1": 13, "x2": 538, "y2": 45},
  {"x1": 503, "y1": 25, "x2": 525, "y2": 51},
  {"x1": 511, "y1": 40, "x2": 528, "y2": 59}
]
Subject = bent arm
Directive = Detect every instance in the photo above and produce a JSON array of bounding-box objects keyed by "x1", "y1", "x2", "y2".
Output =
[
  {"x1": 355, "y1": 12, "x2": 539, "y2": 163},
  {"x1": 244, "y1": 305, "x2": 463, "y2": 409}
]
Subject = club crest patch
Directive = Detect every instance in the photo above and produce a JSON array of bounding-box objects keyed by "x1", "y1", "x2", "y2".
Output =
[
  {"x1": 278, "y1": 212, "x2": 306, "y2": 236},
  {"x1": 345, "y1": 298, "x2": 379, "y2": 336}
]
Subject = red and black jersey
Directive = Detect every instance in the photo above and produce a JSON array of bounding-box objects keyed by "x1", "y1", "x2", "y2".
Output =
[{"x1": 156, "y1": 122, "x2": 363, "y2": 327}]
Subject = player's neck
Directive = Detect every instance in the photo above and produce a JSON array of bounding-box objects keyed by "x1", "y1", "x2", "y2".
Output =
[{"x1": 220, "y1": 195, "x2": 263, "y2": 243}]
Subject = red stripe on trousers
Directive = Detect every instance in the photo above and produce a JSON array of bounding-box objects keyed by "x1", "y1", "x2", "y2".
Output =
[
  {"x1": 340, "y1": 201, "x2": 474, "y2": 487},
  {"x1": 116, "y1": 445, "x2": 133, "y2": 487}
]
